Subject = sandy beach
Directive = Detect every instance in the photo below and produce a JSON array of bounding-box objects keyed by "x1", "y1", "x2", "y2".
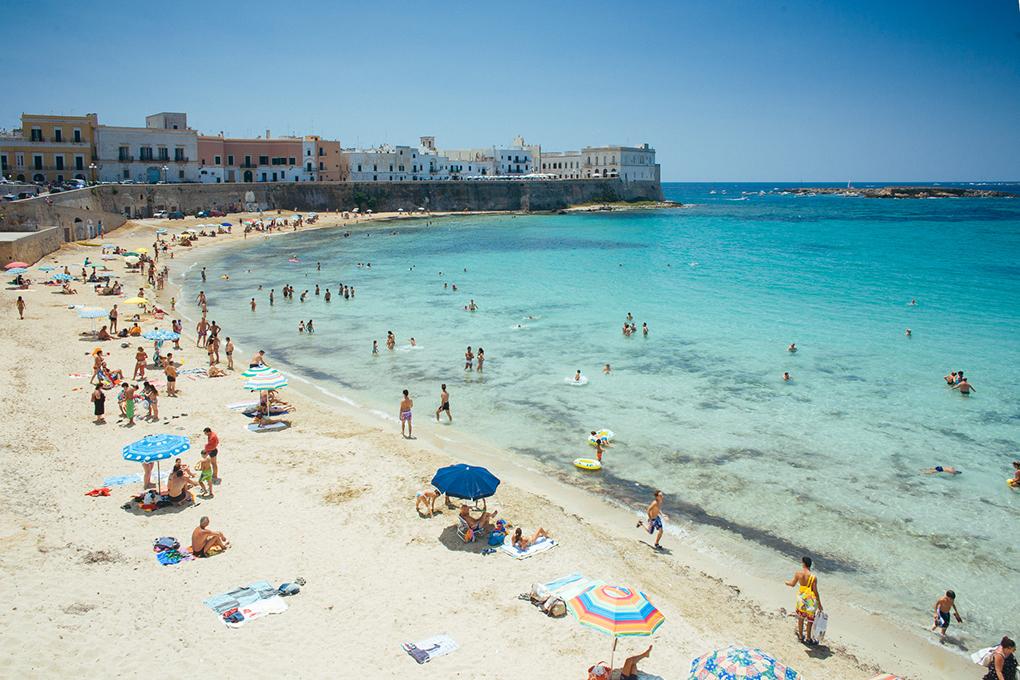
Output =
[{"x1": 0, "y1": 211, "x2": 975, "y2": 679}]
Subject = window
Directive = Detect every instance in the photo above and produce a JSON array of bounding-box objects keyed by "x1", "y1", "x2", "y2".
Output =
[
  {"x1": 288, "y1": 157, "x2": 295, "y2": 165},
  {"x1": 356, "y1": 164, "x2": 362, "y2": 172},
  {"x1": 306, "y1": 149, "x2": 311, "y2": 156},
  {"x1": 214, "y1": 155, "x2": 221, "y2": 165},
  {"x1": 15, "y1": 152, "x2": 24, "y2": 167},
  {"x1": 158, "y1": 147, "x2": 169, "y2": 161},
  {"x1": 179, "y1": 170, "x2": 184, "y2": 179},
  {"x1": 75, "y1": 155, "x2": 84, "y2": 170},
  {"x1": 319, "y1": 162, "x2": 324, "y2": 170},
  {"x1": 318, "y1": 148, "x2": 324, "y2": 156},
  {"x1": 259, "y1": 156, "x2": 268, "y2": 165},
  {"x1": 244, "y1": 155, "x2": 252, "y2": 167},
  {"x1": 373, "y1": 164, "x2": 377, "y2": 171},
  {"x1": 54, "y1": 129, "x2": 63, "y2": 142},
  {"x1": 55, "y1": 155, "x2": 65, "y2": 170},
  {"x1": 175, "y1": 148, "x2": 185, "y2": 161},
  {"x1": 73, "y1": 128, "x2": 82, "y2": 143},
  {"x1": 119, "y1": 146, "x2": 130, "y2": 161},
  {"x1": 227, "y1": 155, "x2": 234, "y2": 166},
  {"x1": 31, "y1": 128, "x2": 42, "y2": 142},
  {"x1": 0, "y1": 154, "x2": 6, "y2": 170},
  {"x1": 123, "y1": 169, "x2": 130, "y2": 179},
  {"x1": 140, "y1": 147, "x2": 153, "y2": 161},
  {"x1": 306, "y1": 162, "x2": 312, "y2": 172}
]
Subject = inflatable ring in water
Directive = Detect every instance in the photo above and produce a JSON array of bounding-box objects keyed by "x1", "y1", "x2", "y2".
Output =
[
  {"x1": 565, "y1": 376, "x2": 589, "y2": 386},
  {"x1": 1008, "y1": 478, "x2": 1019, "y2": 488},
  {"x1": 573, "y1": 458, "x2": 602, "y2": 471}
]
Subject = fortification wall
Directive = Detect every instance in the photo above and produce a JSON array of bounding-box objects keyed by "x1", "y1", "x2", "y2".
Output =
[{"x1": 0, "y1": 179, "x2": 662, "y2": 241}]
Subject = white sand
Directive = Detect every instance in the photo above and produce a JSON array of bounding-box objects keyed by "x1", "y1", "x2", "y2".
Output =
[{"x1": 0, "y1": 212, "x2": 972, "y2": 679}]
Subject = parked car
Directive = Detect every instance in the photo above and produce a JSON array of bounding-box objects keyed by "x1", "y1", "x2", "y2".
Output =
[
  {"x1": 209, "y1": 209, "x2": 226, "y2": 217},
  {"x1": 168, "y1": 211, "x2": 185, "y2": 220},
  {"x1": 2, "y1": 194, "x2": 16, "y2": 202},
  {"x1": 153, "y1": 210, "x2": 168, "y2": 219},
  {"x1": 196, "y1": 210, "x2": 210, "y2": 217},
  {"x1": 17, "y1": 191, "x2": 35, "y2": 200},
  {"x1": 48, "y1": 186, "x2": 63, "y2": 193}
]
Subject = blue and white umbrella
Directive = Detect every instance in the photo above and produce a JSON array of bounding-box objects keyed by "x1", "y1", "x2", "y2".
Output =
[
  {"x1": 38, "y1": 265, "x2": 56, "y2": 272},
  {"x1": 52, "y1": 273, "x2": 73, "y2": 281},
  {"x1": 78, "y1": 308, "x2": 107, "y2": 319},
  {"x1": 220, "y1": 222, "x2": 232, "y2": 227},
  {"x1": 6, "y1": 267, "x2": 28, "y2": 275},
  {"x1": 142, "y1": 329, "x2": 180, "y2": 341},
  {"x1": 122, "y1": 434, "x2": 191, "y2": 494}
]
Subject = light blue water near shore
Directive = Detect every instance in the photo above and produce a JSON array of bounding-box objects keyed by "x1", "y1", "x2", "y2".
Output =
[{"x1": 185, "y1": 183, "x2": 1020, "y2": 645}]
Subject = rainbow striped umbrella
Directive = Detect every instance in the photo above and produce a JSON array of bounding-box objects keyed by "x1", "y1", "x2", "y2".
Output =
[
  {"x1": 689, "y1": 646, "x2": 800, "y2": 680},
  {"x1": 568, "y1": 585, "x2": 664, "y2": 638},
  {"x1": 868, "y1": 676, "x2": 904, "y2": 680}
]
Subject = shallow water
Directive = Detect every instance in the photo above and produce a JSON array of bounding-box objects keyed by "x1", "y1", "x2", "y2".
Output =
[{"x1": 185, "y1": 182, "x2": 1020, "y2": 645}]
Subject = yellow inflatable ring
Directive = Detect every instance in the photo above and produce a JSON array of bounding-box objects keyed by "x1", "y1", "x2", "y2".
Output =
[{"x1": 573, "y1": 458, "x2": 602, "y2": 471}]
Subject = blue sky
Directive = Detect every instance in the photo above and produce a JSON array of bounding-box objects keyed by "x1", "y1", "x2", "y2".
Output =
[{"x1": 3, "y1": 0, "x2": 1018, "y2": 180}]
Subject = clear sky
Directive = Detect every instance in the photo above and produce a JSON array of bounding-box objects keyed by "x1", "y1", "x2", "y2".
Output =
[{"x1": 3, "y1": 0, "x2": 1019, "y2": 181}]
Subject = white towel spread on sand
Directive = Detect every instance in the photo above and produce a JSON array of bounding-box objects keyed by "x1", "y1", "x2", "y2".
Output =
[
  {"x1": 222, "y1": 595, "x2": 288, "y2": 628},
  {"x1": 500, "y1": 537, "x2": 558, "y2": 560},
  {"x1": 410, "y1": 634, "x2": 458, "y2": 661}
]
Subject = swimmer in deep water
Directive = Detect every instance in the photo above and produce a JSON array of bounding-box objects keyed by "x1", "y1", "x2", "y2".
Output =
[
  {"x1": 783, "y1": 371, "x2": 791, "y2": 382},
  {"x1": 905, "y1": 328, "x2": 912, "y2": 337},
  {"x1": 574, "y1": 370, "x2": 583, "y2": 383},
  {"x1": 922, "y1": 466, "x2": 961, "y2": 475},
  {"x1": 372, "y1": 340, "x2": 378, "y2": 355},
  {"x1": 788, "y1": 343, "x2": 797, "y2": 352},
  {"x1": 603, "y1": 363, "x2": 611, "y2": 375}
]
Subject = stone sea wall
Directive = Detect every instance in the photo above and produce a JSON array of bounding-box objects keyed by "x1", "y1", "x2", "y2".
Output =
[{"x1": 0, "y1": 179, "x2": 662, "y2": 243}]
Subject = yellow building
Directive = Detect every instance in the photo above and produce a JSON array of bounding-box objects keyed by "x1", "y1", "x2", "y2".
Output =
[{"x1": 0, "y1": 113, "x2": 99, "y2": 184}]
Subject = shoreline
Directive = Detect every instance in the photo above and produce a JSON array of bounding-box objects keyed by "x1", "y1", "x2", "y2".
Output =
[{"x1": 0, "y1": 210, "x2": 975, "y2": 679}]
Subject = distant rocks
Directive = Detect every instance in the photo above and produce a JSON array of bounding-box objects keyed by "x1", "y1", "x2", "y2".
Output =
[{"x1": 788, "y1": 186, "x2": 1015, "y2": 199}]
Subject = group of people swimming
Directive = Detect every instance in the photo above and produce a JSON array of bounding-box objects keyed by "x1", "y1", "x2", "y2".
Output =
[
  {"x1": 621, "y1": 312, "x2": 649, "y2": 337},
  {"x1": 944, "y1": 370, "x2": 976, "y2": 395}
]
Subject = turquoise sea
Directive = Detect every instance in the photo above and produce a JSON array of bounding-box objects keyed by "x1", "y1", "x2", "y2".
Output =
[{"x1": 183, "y1": 182, "x2": 1020, "y2": 646}]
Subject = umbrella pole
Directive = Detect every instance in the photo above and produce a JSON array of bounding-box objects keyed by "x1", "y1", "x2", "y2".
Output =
[
  {"x1": 157, "y1": 459, "x2": 161, "y2": 495},
  {"x1": 610, "y1": 638, "x2": 617, "y2": 671}
]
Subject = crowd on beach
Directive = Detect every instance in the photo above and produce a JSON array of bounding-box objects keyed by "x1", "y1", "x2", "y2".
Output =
[{"x1": 6, "y1": 207, "x2": 1018, "y2": 680}]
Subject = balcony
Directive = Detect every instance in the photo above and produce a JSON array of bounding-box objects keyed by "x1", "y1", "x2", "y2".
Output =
[
  {"x1": 118, "y1": 155, "x2": 135, "y2": 162},
  {"x1": 173, "y1": 157, "x2": 190, "y2": 163},
  {"x1": 10, "y1": 138, "x2": 91, "y2": 147}
]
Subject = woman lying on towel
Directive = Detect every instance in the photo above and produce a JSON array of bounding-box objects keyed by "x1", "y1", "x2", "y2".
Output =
[
  {"x1": 254, "y1": 409, "x2": 292, "y2": 429},
  {"x1": 512, "y1": 527, "x2": 551, "y2": 551}
]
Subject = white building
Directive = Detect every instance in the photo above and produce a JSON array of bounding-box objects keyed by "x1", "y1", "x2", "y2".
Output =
[
  {"x1": 95, "y1": 112, "x2": 199, "y2": 183},
  {"x1": 580, "y1": 144, "x2": 658, "y2": 182},
  {"x1": 343, "y1": 145, "x2": 431, "y2": 182},
  {"x1": 539, "y1": 150, "x2": 583, "y2": 179}
]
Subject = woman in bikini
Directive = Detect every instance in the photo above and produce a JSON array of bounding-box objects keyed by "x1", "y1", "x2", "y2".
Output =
[{"x1": 512, "y1": 527, "x2": 550, "y2": 551}]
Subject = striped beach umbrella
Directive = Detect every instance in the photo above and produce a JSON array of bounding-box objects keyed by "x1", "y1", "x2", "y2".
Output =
[
  {"x1": 689, "y1": 646, "x2": 800, "y2": 680},
  {"x1": 241, "y1": 364, "x2": 280, "y2": 378},
  {"x1": 6, "y1": 267, "x2": 28, "y2": 275},
  {"x1": 122, "y1": 434, "x2": 191, "y2": 494},
  {"x1": 142, "y1": 329, "x2": 180, "y2": 341},
  {"x1": 568, "y1": 585, "x2": 664, "y2": 638},
  {"x1": 868, "y1": 676, "x2": 904, "y2": 680},
  {"x1": 244, "y1": 371, "x2": 288, "y2": 391}
]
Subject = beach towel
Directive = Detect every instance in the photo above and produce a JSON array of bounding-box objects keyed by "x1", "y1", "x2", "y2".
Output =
[
  {"x1": 203, "y1": 580, "x2": 278, "y2": 614},
  {"x1": 226, "y1": 401, "x2": 259, "y2": 411},
  {"x1": 402, "y1": 635, "x2": 458, "y2": 664},
  {"x1": 179, "y1": 367, "x2": 207, "y2": 375},
  {"x1": 85, "y1": 487, "x2": 111, "y2": 497},
  {"x1": 500, "y1": 537, "x2": 558, "y2": 560},
  {"x1": 247, "y1": 421, "x2": 289, "y2": 433},
  {"x1": 156, "y1": 548, "x2": 194, "y2": 566},
  {"x1": 221, "y1": 595, "x2": 289, "y2": 629}
]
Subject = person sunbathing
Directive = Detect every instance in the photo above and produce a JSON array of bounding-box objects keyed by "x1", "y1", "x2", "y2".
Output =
[
  {"x1": 96, "y1": 325, "x2": 113, "y2": 341},
  {"x1": 61, "y1": 283, "x2": 78, "y2": 294},
  {"x1": 191, "y1": 516, "x2": 230, "y2": 557},
  {"x1": 254, "y1": 409, "x2": 291, "y2": 428},
  {"x1": 166, "y1": 469, "x2": 195, "y2": 505},
  {"x1": 208, "y1": 365, "x2": 226, "y2": 377},
  {"x1": 459, "y1": 504, "x2": 497, "y2": 532},
  {"x1": 590, "y1": 645, "x2": 653, "y2": 680},
  {"x1": 512, "y1": 526, "x2": 550, "y2": 551}
]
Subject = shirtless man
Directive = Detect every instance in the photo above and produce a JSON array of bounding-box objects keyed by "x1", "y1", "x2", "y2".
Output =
[
  {"x1": 435, "y1": 384, "x2": 451, "y2": 422},
  {"x1": 225, "y1": 337, "x2": 234, "y2": 370},
  {"x1": 931, "y1": 590, "x2": 962, "y2": 639},
  {"x1": 922, "y1": 465, "x2": 961, "y2": 475},
  {"x1": 399, "y1": 389, "x2": 413, "y2": 438},
  {"x1": 786, "y1": 556, "x2": 822, "y2": 643},
  {"x1": 249, "y1": 350, "x2": 266, "y2": 368},
  {"x1": 459, "y1": 504, "x2": 497, "y2": 532},
  {"x1": 108, "y1": 304, "x2": 118, "y2": 332},
  {"x1": 950, "y1": 376, "x2": 975, "y2": 395},
  {"x1": 196, "y1": 317, "x2": 209, "y2": 347},
  {"x1": 250, "y1": 297, "x2": 256, "y2": 312},
  {"x1": 788, "y1": 343, "x2": 797, "y2": 352},
  {"x1": 133, "y1": 347, "x2": 148, "y2": 380},
  {"x1": 464, "y1": 346, "x2": 474, "y2": 371},
  {"x1": 944, "y1": 371, "x2": 957, "y2": 385},
  {"x1": 191, "y1": 516, "x2": 230, "y2": 557},
  {"x1": 164, "y1": 353, "x2": 179, "y2": 396},
  {"x1": 196, "y1": 290, "x2": 206, "y2": 307},
  {"x1": 636, "y1": 490, "x2": 666, "y2": 550},
  {"x1": 123, "y1": 383, "x2": 137, "y2": 426},
  {"x1": 166, "y1": 468, "x2": 194, "y2": 505}
]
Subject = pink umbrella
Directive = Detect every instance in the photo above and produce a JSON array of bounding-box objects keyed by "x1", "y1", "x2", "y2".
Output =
[{"x1": 5, "y1": 261, "x2": 30, "y2": 269}]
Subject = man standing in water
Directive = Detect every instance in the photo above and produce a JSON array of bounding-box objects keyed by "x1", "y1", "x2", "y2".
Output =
[
  {"x1": 435, "y1": 384, "x2": 451, "y2": 422},
  {"x1": 399, "y1": 389, "x2": 413, "y2": 438},
  {"x1": 636, "y1": 490, "x2": 666, "y2": 550},
  {"x1": 786, "y1": 556, "x2": 822, "y2": 644},
  {"x1": 950, "y1": 376, "x2": 975, "y2": 395}
]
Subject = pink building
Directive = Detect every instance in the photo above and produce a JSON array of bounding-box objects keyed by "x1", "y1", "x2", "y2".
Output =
[{"x1": 197, "y1": 134, "x2": 305, "y2": 183}]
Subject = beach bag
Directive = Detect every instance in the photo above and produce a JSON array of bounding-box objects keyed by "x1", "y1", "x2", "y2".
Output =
[
  {"x1": 972, "y1": 646, "x2": 997, "y2": 667},
  {"x1": 488, "y1": 531, "x2": 506, "y2": 546},
  {"x1": 587, "y1": 662, "x2": 611, "y2": 679},
  {"x1": 462, "y1": 527, "x2": 474, "y2": 542},
  {"x1": 810, "y1": 610, "x2": 828, "y2": 643},
  {"x1": 541, "y1": 596, "x2": 566, "y2": 618},
  {"x1": 153, "y1": 536, "x2": 179, "y2": 551},
  {"x1": 530, "y1": 583, "x2": 551, "y2": 604}
]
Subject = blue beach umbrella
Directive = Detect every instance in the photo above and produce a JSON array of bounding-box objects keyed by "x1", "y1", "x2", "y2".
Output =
[
  {"x1": 220, "y1": 222, "x2": 232, "y2": 227},
  {"x1": 52, "y1": 273, "x2": 73, "y2": 281},
  {"x1": 78, "y1": 307, "x2": 107, "y2": 332},
  {"x1": 6, "y1": 267, "x2": 28, "y2": 275},
  {"x1": 142, "y1": 329, "x2": 180, "y2": 341},
  {"x1": 122, "y1": 434, "x2": 191, "y2": 494},
  {"x1": 431, "y1": 463, "x2": 500, "y2": 501},
  {"x1": 38, "y1": 265, "x2": 56, "y2": 272}
]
